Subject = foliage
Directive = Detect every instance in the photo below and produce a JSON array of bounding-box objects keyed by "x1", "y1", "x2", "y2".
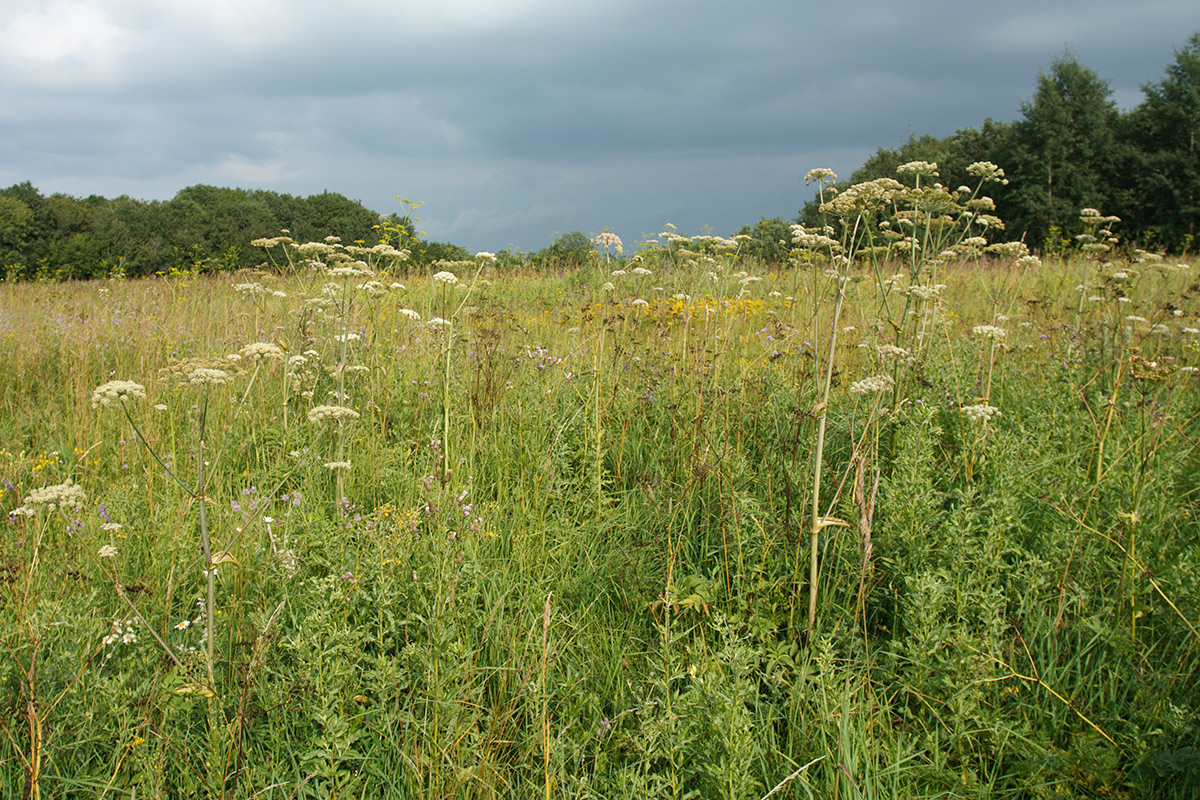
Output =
[
  {"x1": 529, "y1": 230, "x2": 597, "y2": 270},
  {"x1": 733, "y1": 216, "x2": 793, "y2": 266},
  {"x1": 1, "y1": 207, "x2": 1197, "y2": 797},
  {"x1": 1002, "y1": 52, "x2": 1122, "y2": 247},
  {"x1": 799, "y1": 32, "x2": 1200, "y2": 255}
]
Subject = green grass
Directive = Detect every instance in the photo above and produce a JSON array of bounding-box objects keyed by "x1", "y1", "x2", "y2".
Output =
[{"x1": 1, "y1": 218, "x2": 1198, "y2": 799}]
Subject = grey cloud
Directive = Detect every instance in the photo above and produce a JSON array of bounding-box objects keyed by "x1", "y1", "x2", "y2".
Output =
[{"x1": 1, "y1": 0, "x2": 1196, "y2": 251}]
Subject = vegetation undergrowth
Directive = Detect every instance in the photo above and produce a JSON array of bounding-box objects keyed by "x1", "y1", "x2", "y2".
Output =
[{"x1": 1, "y1": 170, "x2": 1199, "y2": 799}]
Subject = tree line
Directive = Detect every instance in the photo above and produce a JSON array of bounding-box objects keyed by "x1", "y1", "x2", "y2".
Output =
[
  {"x1": 738, "y1": 32, "x2": 1199, "y2": 261},
  {"x1": 0, "y1": 183, "x2": 471, "y2": 281}
]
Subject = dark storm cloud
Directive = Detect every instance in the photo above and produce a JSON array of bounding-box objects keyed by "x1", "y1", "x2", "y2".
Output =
[{"x1": 1, "y1": 0, "x2": 1196, "y2": 251}]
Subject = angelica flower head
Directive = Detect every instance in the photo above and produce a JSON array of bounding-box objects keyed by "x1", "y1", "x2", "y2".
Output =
[
  {"x1": 239, "y1": 342, "x2": 285, "y2": 361},
  {"x1": 896, "y1": 161, "x2": 939, "y2": 178},
  {"x1": 326, "y1": 264, "x2": 373, "y2": 279},
  {"x1": 91, "y1": 380, "x2": 147, "y2": 409},
  {"x1": 592, "y1": 232, "x2": 623, "y2": 254},
  {"x1": 972, "y1": 325, "x2": 1008, "y2": 341},
  {"x1": 475, "y1": 251, "x2": 497, "y2": 263},
  {"x1": 307, "y1": 405, "x2": 360, "y2": 423},
  {"x1": 17, "y1": 479, "x2": 86, "y2": 515},
  {"x1": 98, "y1": 545, "x2": 118, "y2": 558},
  {"x1": 804, "y1": 168, "x2": 838, "y2": 185},
  {"x1": 849, "y1": 375, "x2": 895, "y2": 395},
  {"x1": 187, "y1": 368, "x2": 232, "y2": 386},
  {"x1": 876, "y1": 344, "x2": 912, "y2": 363},
  {"x1": 357, "y1": 280, "x2": 389, "y2": 297},
  {"x1": 966, "y1": 162, "x2": 1008, "y2": 184},
  {"x1": 432, "y1": 271, "x2": 459, "y2": 285},
  {"x1": 961, "y1": 403, "x2": 1001, "y2": 424}
]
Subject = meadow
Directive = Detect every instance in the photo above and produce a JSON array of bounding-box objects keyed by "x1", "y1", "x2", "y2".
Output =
[{"x1": 2, "y1": 165, "x2": 1199, "y2": 799}]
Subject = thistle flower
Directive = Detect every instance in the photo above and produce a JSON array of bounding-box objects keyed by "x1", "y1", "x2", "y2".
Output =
[
  {"x1": 91, "y1": 380, "x2": 147, "y2": 408},
  {"x1": 432, "y1": 271, "x2": 459, "y2": 284},
  {"x1": 849, "y1": 375, "x2": 895, "y2": 395},
  {"x1": 307, "y1": 405, "x2": 360, "y2": 423}
]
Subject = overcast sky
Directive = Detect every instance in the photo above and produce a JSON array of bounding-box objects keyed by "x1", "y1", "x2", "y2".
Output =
[{"x1": 1, "y1": 1, "x2": 1196, "y2": 253}]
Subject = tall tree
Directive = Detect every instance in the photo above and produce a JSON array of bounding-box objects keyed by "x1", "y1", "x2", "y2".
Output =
[
  {"x1": 1121, "y1": 32, "x2": 1200, "y2": 251},
  {"x1": 1004, "y1": 52, "x2": 1121, "y2": 248}
]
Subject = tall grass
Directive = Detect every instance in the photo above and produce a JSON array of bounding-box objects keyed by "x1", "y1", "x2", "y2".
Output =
[{"x1": 1, "y1": 180, "x2": 1198, "y2": 799}]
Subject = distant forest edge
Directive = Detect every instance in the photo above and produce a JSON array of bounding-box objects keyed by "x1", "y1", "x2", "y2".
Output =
[
  {"x1": 0, "y1": 183, "x2": 475, "y2": 281},
  {"x1": 2, "y1": 34, "x2": 1197, "y2": 281}
]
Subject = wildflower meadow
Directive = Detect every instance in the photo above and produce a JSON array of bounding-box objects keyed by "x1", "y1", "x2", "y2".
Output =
[{"x1": 2, "y1": 164, "x2": 1199, "y2": 799}]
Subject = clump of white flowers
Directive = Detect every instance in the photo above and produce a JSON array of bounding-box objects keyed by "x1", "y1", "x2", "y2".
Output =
[
  {"x1": 961, "y1": 403, "x2": 1001, "y2": 424},
  {"x1": 972, "y1": 325, "x2": 1008, "y2": 341},
  {"x1": 876, "y1": 345, "x2": 913, "y2": 363},
  {"x1": 849, "y1": 375, "x2": 895, "y2": 395},
  {"x1": 187, "y1": 368, "x2": 233, "y2": 386},
  {"x1": 432, "y1": 271, "x2": 459, "y2": 285},
  {"x1": 239, "y1": 342, "x2": 285, "y2": 361},
  {"x1": 91, "y1": 380, "x2": 146, "y2": 408},
  {"x1": 16, "y1": 479, "x2": 86, "y2": 516},
  {"x1": 307, "y1": 405, "x2": 360, "y2": 423}
]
